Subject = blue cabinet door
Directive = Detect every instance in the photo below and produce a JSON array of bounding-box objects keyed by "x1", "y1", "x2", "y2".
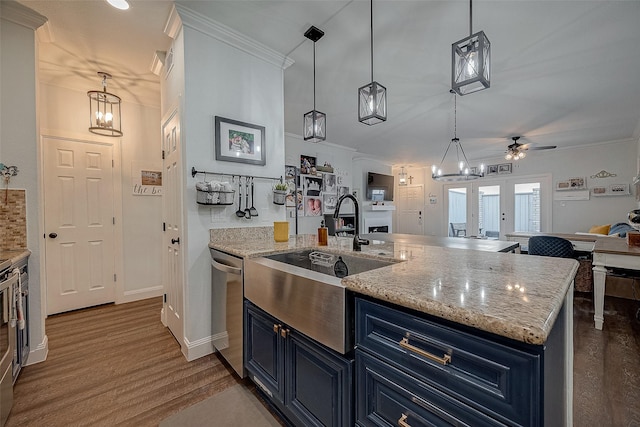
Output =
[
  {"x1": 285, "y1": 330, "x2": 353, "y2": 427},
  {"x1": 245, "y1": 301, "x2": 285, "y2": 402}
]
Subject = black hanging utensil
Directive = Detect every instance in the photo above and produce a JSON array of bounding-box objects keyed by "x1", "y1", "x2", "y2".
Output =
[
  {"x1": 235, "y1": 177, "x2": 244, "y2": 217},
  {"x1": 249, "y1": 177, "x2": 258, "y2": 217}
]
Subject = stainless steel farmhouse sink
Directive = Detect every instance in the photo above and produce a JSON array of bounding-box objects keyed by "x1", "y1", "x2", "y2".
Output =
[
  {"x1": 264, "y1": 249, "x2": 396, "y2": 278},
  {"x1": 244, "y1": 250, "x2": 398, "y2": 354}
]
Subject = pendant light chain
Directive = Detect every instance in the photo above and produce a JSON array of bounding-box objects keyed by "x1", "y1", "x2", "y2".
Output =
[
  {"x1": 313, "y1": 41, "x2": 317, "y2": 111},
  {"x1": 370, "y1": 0, "x2": 374, "y2": 82},
  {"x1": 469, "y1": 0, "x2": 473, "y2": 36}
]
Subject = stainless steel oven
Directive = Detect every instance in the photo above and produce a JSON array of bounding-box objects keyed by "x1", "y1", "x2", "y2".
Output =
[
  {"x1": 0, "y1": 263, "x2": 17, "y2": 426},
  {"x1": 11, "y1": 258, "x2": 28, "y2": 383}
]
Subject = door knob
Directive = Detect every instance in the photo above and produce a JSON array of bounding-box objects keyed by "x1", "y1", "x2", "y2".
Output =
[
  {"x1": 171, "y1": 238, "x2": 180, "y2": 244},
  {"x1": 49, "y1": 233, "x2": 57, "y2": 239}
]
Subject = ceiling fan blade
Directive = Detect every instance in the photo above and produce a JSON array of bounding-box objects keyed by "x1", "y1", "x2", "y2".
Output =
[{"x1": 527, "y1": 145, "x2": 557, "y2": 151}]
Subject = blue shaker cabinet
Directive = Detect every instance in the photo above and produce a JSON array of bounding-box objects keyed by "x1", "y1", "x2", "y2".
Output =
[
  {"x1": 244, "y1": 301, "x2": 353, "y2": 426},
  {"x1": 355, "y1": 297, "x2": 568, "y2": 427}
]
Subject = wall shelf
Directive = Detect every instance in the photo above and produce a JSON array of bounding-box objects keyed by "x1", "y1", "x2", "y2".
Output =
[{"x1": 365, "y1": 204, "x2": 396, "y2": 211}]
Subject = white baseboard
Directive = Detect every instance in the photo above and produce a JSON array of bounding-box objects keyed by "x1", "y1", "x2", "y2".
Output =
[
  {"x1": 118, "y1": 285, "x2": 164, "y2": 304},
  {"x1": 25, "y1": 335, "x2": 48, "y2": 365},
  {"x1": 183, "y1": 332, "x2": 226, "y2": 362}
]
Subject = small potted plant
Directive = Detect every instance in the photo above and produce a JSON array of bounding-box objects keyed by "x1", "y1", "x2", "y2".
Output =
[{"x1": 273, "y1": 182, "x2": 288, "y2": 205}]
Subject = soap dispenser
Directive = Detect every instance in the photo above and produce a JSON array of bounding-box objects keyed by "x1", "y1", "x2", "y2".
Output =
[{"x1": 318, "y1": 220, "x2": 328, "y2": 246}]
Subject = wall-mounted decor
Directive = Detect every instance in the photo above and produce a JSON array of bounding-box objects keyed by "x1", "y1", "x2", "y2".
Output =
[
  {"x1": 322, "y1": 173, "x2": 337, "y2": 193},
  {"x1": 338, "y1": 186, "x2": 350, "y2": 197},
  {"x1": 132, "y1": 163, "x2": 162, "y2": 196},
  {"x1": 302, "y1": 174, "x2": 323, "y2": 197},
  {"x1": 592, "y1": 183, "x2": 630, "y2": 197},
  {"x1": 323, "y1": 194, "x2": 337, "y2": 214},
  {"x1": 557, "y1": 177, "x2": 586, "y2": 190},
  {"x1": 304, "y1": 196, "x2": 322, "y2": 216},
  {"x1": 590, "y1": 170, "x2": 617, "y2": 179},
  {"x1": 300, "y1": 155, "x2": 317, "y2": 175},
  {"x1": 498, "y1": 163, "x2": 512, "y2": 174},
  {"x1": 215, "y1": 116, "x2": 266, "y2": 165},
  {"x1": 486, "y1": 164, "x2": 498, "y2": 175}
]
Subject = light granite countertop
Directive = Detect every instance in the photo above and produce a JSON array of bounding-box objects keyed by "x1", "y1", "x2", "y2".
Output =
[
  {"x1": 0, "y1": 249, "x2": 31, "y2": 266},
  {"x1": 209, "y1": 227, "x2": 578, "y2": 345}
]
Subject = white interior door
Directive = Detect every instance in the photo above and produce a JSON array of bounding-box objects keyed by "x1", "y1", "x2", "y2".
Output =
[
  {"x1": 396, "y1": 185, "x2": 424, "y2": 235},
  {"x1": 43, "y1": 137, "x2": 115, "y2": 315},
  {"x1": 162, "y1": 109, "x2": 184, "y2": 346}
]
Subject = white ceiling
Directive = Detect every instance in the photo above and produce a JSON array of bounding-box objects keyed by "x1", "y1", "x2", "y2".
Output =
[{"x1": 19, "y1": 0, "x2": 640, "y2": 167}]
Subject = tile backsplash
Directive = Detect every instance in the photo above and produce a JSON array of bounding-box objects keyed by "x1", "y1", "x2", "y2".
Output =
[{"x1": 0, "y1": 189, "x2": 27, "y2": 250}]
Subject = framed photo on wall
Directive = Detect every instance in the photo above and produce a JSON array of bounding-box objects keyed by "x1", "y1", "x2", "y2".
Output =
[{"x1": 214, "y1": 116, "x2": 265, "y2": 165}]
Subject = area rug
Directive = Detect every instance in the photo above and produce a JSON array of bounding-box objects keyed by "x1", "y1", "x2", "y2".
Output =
[{"x1": 159, "y1": 384, "x2": 282, "y2": 427}]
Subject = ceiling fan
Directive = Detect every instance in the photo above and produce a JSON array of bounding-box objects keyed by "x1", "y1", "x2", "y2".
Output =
[{"x1": 504, "y1": 136, "x2": 556, "y2": 160}]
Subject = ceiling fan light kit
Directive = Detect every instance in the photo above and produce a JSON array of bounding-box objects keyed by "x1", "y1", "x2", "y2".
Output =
[
  {"x1": 303, "y1": 26, "x2": 326, "y2": 143},
  {"x1": 358, "y1": 0, "x2": 387, "y2": 125},
  {"x1": 452, "y1": 0, "x2": 490, "y2": 96},
  {"x1": 87, "y1": 71, "x2": 123, "y2": 137},
  {"x1": 432, "y1": 91, "x2": 484, "y2": 182}
]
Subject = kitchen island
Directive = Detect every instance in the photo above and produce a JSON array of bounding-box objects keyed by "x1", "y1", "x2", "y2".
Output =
[{"x1": 209, "y1": 229, "x2": 577, "y2": 426}]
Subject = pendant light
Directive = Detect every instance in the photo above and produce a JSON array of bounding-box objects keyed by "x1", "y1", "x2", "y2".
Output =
[
  {"x1": 303, "y1": 26, "x2": 326, "y2": 143},
  {"x1": 432, "y1": 91, "x2": 484, "y2": 181},
  {"x1": 398, "y1": 167, "x2": 408, "y2": 186},
  {"x1": 452, "y1": 0, "x2": 491, "y2": 96},
  {"x1": 87, "y1": 72, "x2": 123, "y2": 137},
  {"x1": 358, "y1": 0, "x2": 386, "y2": 125}
]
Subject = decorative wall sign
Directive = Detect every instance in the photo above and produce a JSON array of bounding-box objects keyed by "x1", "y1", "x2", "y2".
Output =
[
  {"x1": 590, "y1": 170, "x2": 617, "y2": 179},
  {"x1": 132, "y1": 163, "x2": 162, "y2": 196},
  {"x1": 498, "y1": 163, "x2": 512, "y2": 174},
  {"x1": 592, "y1": 183, "x2": 630, "y2": 196},
  {"x1": 557, "y1": 177, "x2": 586, "y2": 191},
  {"x1": 215, "y1": 116, "x2": 266, "y2": 165}
]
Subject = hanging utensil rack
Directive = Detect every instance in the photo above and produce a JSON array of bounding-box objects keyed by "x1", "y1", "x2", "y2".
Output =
[{"x1": 191, "y1": 167, "x2": 283, "y2": 183}]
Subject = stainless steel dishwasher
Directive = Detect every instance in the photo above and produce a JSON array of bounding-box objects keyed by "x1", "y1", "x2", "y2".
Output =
[{"x1": 209, "y1": 248, "x2": 245, "y2": 377}]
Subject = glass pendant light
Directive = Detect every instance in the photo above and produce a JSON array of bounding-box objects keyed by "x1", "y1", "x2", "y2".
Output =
[
  {"x1": 358, "y1": 0, "x2": 387, "y2": 125},
  {"x1": 398, "y1": 167, "x2": 408, "y2": 186},
  {"x1": 432, "y1": 91, "x2": 484, "y2": 181},
  {"x1": 452, "y1": 0, "x2": 490, "y2": 96},
  {"x1": 303, "y1": 26, "x2": 326, "y2": 143}
]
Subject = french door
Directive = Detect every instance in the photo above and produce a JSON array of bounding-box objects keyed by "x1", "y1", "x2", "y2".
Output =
[{"x1": 444, "y1": 174, "x2": 551, "y2": 239}]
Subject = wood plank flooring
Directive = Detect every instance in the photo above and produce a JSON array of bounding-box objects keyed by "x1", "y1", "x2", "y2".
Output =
[
  {"x1": 7, "y1": 298, "x2": 241, "y2": 427},
  {"x1": 6, "y1": 293, "x2": 640, "y2": 426}
]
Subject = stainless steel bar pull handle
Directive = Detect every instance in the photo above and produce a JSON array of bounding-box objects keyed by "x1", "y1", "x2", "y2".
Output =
[
  {"x1": 211, "y1": 258, "x2": 242, "y2": 275},
  {"x1": 399, "y1": 337, "x2": 451, "y2": 366},
  {"x1": 398, "y1": 414, "x2": 411, "y2": 427}
]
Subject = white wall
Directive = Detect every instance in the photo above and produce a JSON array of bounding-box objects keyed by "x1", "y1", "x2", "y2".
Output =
[
  {"x1": 1, "y1": 3, "x2": 47, "y2": 362},
  {"x1": 353, "y1": 157, "x2": 393, "y2": 234},
  {"x1": 285, "y1": 134, "x2": 355, "y2": 234},
  {"x1": 170, "y1": 11, "x2": 289, "y2": 351},
  {"x1": 395, "y1": 139, "x2": 639, "y2": 236},
  {"x1": 39, "y1": 83, "x2": 164, "y2": 299}
]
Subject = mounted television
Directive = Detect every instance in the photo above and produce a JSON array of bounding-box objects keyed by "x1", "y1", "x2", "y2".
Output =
[{"x1": 366, "y1": 172, "x2": 394, "y2": 201}]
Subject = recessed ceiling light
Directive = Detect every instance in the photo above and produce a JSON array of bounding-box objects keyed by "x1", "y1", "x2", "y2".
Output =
[{"x1": 106, "y1": 0, "x2": 130, "y2": 10}]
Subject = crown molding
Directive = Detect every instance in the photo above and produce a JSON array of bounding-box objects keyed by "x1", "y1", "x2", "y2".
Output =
[
  {"x1": 164, "y1": 4, "x2": 181, "y2": 39},
  {"x1": 0, "y1": 1, "x2": 47, "y2": 30},
  {"x1": 36, "y1": 20, "x2": 54, "y2": 43},
  {"x1": 150, "y1": 50, "x2": 166, "y2": 76},
  {"x1": 174, "y1": 4, "x2": 294, "y2": 71},
  {"x1": 284, "y1": 132, "x2": 357, "y2": 152}
]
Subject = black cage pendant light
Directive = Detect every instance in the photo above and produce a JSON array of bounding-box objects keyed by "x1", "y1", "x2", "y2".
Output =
[
  {"x1": 303, "y1": 26, "x2": 326, "y2": 143},
  {"x1": 87, "y1": 71, "x2": 123, "y2": 137},
  {"x1": 358, "y1": 0, "x2": 386, "y2": 125},
  {"x1": 451, "y1": 0, "x2": 490, "y2": 96}
]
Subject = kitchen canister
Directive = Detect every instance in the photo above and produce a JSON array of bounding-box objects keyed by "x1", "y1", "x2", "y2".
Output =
[{"x1": 273, "y1": 221, "x2": 289, "y2": 242}]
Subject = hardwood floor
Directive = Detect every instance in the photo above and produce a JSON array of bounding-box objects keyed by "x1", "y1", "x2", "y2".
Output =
[
  {"x1": 6, "y1": 293, "x2": 640, "y2": 426},
  {"x1": 7, "y1": 298, "x2": 241, "y2": 427}
]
